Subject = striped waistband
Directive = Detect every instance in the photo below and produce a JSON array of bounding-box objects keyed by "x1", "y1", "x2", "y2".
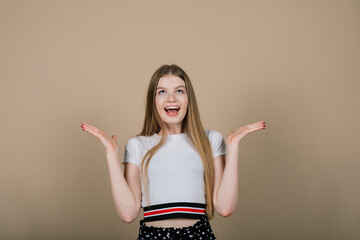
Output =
[{"x1": 143, "y1": 202, "x2": 207, "y2": 222}]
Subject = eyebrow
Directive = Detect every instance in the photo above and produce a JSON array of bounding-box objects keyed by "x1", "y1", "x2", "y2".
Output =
[{"x1": 156, "y1": 85, "x2": 185, "y2": 90}]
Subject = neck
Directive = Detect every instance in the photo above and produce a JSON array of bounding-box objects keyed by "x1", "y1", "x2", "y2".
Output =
[{"x1": 158, "y1": 125, "x2": 183, "y2": 136}]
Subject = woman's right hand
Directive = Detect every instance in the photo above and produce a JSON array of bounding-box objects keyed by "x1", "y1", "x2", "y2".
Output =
[{"x1": 81, "y1": 123, "x2": 118, "y2": 154}]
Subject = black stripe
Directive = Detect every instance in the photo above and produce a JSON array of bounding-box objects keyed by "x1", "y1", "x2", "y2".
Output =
[
  {"x1": 143, "y1": 202, "x2": 206, "y2": 212},
  {"x1": 143, "y1": 213, "x2": 205, "y2": 222}
]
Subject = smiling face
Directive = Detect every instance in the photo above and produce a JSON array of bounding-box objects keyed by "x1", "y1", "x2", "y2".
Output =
[{"x1": 155, "y1": 75, "x2": 188, "y2": 134}]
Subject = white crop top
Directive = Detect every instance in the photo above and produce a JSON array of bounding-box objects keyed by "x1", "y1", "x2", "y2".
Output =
[{"x1": 121, "y1": 130, "x2": 226, "y2": 222}]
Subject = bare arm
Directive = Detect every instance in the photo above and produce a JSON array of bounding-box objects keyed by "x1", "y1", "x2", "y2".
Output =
[
  {"x1": 213, "y1": 121, "x2": 266, "y2": 216},
  {"x1": 106, "y1": 152, "x2": 141, "y2": 223},
  {"x1": 81, "y1": 123, "x2": 141, "y2": 223},
  {"x1": 212, "y1": 151, "x2": 238, "y2": 217}
]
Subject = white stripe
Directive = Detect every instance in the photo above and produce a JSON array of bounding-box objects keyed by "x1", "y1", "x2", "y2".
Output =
[
  {"x1": 144, "y1": 211, "x2": 205, "y2": 218},
  {"x1": 144, "y1": 206, "x2": 205, "y2": 214}
]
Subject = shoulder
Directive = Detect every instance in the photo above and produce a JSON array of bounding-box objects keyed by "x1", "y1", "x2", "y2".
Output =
[
  {"x1": 205, "y1": 129, "x2": 224, "y2": 139},
  {"x1": 125, "y1": 136, "x2": 140, "y2": 146},
  {"x1": 125, "y1": 134, "x2": 159, "y2": 150},
  {"x1": 205, "y1": 129, "x2": 226, "y2": 158},
  {"x1": 123, "y1": 135, "x2": 156, "y2": 166}
]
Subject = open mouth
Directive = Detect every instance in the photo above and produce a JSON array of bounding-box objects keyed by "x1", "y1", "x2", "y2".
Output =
[{"x1": 164, "y1": 107, "x2": 180, "y2": 114}]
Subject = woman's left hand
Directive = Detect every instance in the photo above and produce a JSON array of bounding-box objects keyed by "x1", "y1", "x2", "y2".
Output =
[{"x1": 226, "y1": 121, "x2": 266, "y2": 146}]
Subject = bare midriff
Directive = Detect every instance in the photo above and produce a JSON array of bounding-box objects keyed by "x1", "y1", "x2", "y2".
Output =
[{"x1": 144, "y1": 218, "x2": 200, "y2": 228}]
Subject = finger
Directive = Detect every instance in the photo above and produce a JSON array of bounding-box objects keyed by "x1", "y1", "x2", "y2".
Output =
[
  {"x1": 249, "y1": 122, "x2": 266, "y2": 129},
  {"x1": 81, "y1": 123, "x2": 99, "y2": 131},
  {"x1": 258, "y1": 121, "x2": 266, "y2": 127},
  {"x1": 81, "y1": 126, "x2": 102, "y2": 136},
  {"x1": 81, "y1": 123, "x2": 95, "y2": 128},
  {"x1": 251, "y1": 124, "x2": 266, "y2": 130},
  {"x1": 251, "y1": 121, "x2": 265, "y2": 126},
  {"x1": 81, "y1": 123, "x2": 104, "y2": 132},
  {"x1": 81, "y1": 125, "x2": 95, "y2": 133},
  {"x1": 82, "y1": 127, "x2": 98, "y2": 135},
  {"x1": 81, "y1": 125, "x2": 102, "y2": 133},
  {"x1": 249, "y1": 125, "x2": 265, "y2": 132},
  {"x1": 245, "y1": 125, "x2": 265, "y2": 133}
]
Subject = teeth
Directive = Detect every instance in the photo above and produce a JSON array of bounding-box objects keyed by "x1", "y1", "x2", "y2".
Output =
[{"x1": 165, "y1": 107, "x2": 179, "y2": 110}]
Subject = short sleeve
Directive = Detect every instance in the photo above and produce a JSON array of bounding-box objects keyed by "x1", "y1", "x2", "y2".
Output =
[
  {"x1": 208, "y1": 130, "x2": 226, "y2": 158},
  {"x1": 121, "y1": 138, "x2": 141, "y2": 169}
]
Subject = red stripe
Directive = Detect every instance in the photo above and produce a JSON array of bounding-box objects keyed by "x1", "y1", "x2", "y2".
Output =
[{"x1": 144, "y1": 208, "x2": 205, "y2": 217}]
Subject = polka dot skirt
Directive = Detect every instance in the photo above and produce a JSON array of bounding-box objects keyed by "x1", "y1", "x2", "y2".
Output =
[{"x1": 137, "y1": 215, "x2": 216, "y2": 240}]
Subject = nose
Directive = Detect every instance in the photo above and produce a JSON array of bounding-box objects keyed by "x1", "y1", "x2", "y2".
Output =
[{"x1": 167, "y1": 92, "x2": 177, "y2": 102}]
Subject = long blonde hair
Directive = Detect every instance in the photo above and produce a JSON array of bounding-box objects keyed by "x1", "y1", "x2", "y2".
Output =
[{"x1": 136, "y1": 64, "x2": 215, "y2": 219}]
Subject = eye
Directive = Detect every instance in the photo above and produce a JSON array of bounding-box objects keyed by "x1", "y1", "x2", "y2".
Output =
[
  {"x1": 158, "y1": 90, "x2": 166, "y2": 94},
  {"x1": 177, "y1": 89, "x2": 184, "y2": 94}
]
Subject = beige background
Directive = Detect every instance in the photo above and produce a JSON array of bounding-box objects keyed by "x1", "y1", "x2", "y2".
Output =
[{"x1": 1, "y1": 0, "x2": 359, "y2": 239}]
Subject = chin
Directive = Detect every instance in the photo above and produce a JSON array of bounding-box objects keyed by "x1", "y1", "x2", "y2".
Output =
[{"x1": 161, "y1": 117, "x2": 185, "y2": 125}]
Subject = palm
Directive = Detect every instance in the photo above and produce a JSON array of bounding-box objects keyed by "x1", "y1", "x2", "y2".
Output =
[
  {"x1": 81, "y1": 123, "x2": 118, "y2": 153},
  {"x1": 226, "y1": 121, "x2": 266, "y2": 146}
]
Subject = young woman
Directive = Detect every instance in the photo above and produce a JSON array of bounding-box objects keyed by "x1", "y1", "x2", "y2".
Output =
[{"x1": 81, "y1": 64, "x2": 266, "y2": 239}]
